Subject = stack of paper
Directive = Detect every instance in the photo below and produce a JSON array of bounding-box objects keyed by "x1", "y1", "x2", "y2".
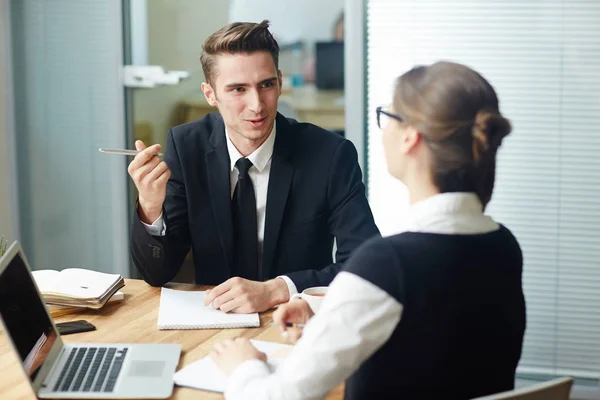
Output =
[
  {"x1": 157, "y1": 288, "x2": 260, "y2": 330},
  {"x1": 173, "y1": 340, "x2": 293, "y2": 393},
  {"x1": 44, "y1": 291, "x2": 125, "y2": 317},
  {"x1": 32, "y1": 268, "x2": 125, "y2": 310}
]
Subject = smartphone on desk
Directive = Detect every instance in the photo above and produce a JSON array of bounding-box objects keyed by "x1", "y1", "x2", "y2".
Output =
[{"x1": 56, "y1": 320, "x2": 96, "y2": 335}]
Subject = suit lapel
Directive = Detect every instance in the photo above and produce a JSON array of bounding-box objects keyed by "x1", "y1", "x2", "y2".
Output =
[
  {"x1": 206, "y1": 118, "x2": 234, "y2": 275},
  {"x1": 263, "y1": 114, "x2": 295, "y2": 278}
]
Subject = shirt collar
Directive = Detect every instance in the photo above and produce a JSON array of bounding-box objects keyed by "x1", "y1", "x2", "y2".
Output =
[
  {"x1": 404, "y1": 192, "x2": 499, "y2": 235},
  {"x1": 226, "y1": 121, "x2": 276, "y2": 173}
]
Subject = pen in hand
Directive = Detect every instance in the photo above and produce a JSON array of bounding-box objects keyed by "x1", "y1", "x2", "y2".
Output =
[
  {"x1": 269, "y1": 322, "x2": 306, "y2": 328},
  {"x1": 98, "y1": 148, "x2": 164, "y2": 157}
]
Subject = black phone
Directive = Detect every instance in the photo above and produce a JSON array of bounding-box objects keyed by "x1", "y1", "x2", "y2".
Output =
[{"x1": 56, "y1": 320, "x2": 96, "y2": 335}]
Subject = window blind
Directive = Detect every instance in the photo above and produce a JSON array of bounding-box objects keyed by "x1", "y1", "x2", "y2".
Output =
[
  {"x1": 366, "y1": 0, "x2": 600, "y2": 389},
  {"x1": 10, "y1": 0, "x2": 129, "y2": 275}
]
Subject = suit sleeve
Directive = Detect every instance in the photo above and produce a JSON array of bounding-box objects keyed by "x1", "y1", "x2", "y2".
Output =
[
  {"x1": 285, "y1": 139, "x2": 380, "y2": 291},
  {"x1": 130, "y1": 129, "x2": 192, "y2": 286}
]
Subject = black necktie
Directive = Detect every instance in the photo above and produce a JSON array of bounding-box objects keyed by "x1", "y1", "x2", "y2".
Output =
[{"x1": 232, "y1": 158, "x2": 259, "y2": 280}]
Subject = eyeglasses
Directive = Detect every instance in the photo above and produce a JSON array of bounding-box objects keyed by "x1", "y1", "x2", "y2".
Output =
[
  {"x1": 376, "y1": 106, "x2": 404, "y2": 129},
  {"x1": 375, "y1": 106, "x2": 438, "y2": 144}
]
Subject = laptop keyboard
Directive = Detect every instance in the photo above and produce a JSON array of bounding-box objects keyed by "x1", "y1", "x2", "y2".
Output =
[{"x1": 52, "y1": 347, "x2": 128, "y2": 393}]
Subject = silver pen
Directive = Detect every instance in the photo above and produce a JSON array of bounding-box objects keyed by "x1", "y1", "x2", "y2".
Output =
[
  {"x1": 98, "y1": 148, "x2": 163, "y2": 157},
  {"x1": 269, "y1": 322, "x2": 306, "y2": 328}
]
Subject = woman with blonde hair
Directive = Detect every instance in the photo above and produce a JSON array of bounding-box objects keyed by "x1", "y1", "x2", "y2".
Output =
[{"x1": 210, "y1": 61, "x2": 526, "y2": 400}]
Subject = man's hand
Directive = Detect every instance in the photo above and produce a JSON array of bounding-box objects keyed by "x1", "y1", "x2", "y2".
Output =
[
  {"x1": 127, "y1": 140, "x2": 170, "y2": 224},
  {"x1": 203, "y1": 277, "x2": 289, "y2": 313},
  {"x1": 273, "y1": 299, "x2": 314, "y2": 344},
  {"x1": 210, "y1": 337, "x2": 267, "y2": 376}
]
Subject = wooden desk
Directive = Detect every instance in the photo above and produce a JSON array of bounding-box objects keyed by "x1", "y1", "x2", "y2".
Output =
[
  {"x1": 0, "y1": 279, "x2": 344, "y2": 399},
  {"x1": 175, "y1": 86, "x2": 345, "y2": 131}
]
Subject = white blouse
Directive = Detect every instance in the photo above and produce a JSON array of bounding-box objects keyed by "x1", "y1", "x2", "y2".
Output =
[{"x1": 224, "y1": 192, "x2": 500, "y2": 399}]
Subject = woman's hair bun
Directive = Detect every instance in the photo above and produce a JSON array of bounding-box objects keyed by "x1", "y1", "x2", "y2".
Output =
[{"x1": 472, "y1": 110, "x2": 512, "y2": 163}]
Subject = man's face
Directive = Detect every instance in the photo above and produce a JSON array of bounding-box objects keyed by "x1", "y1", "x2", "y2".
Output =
[{"x1": 203, "y1": 51, "x2": 281, "y2": 146}]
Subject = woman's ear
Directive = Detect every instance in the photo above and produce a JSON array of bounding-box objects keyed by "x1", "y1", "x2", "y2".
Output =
[{"x1": 399, "y1": 126, "x2": 422, "y2": 154}]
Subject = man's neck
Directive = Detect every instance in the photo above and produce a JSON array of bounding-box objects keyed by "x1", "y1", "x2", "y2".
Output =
[
  {"x1": 227, "y1": 122, "x2": 274, "y2": 157},
  {"x1": 231, "y1": 137, "x2": 267, "y2": 157}
]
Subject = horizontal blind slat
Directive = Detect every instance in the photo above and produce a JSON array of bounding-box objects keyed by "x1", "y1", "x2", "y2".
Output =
[{"x1": 367, "y1": 0, "x2": 600, "y2": 379}]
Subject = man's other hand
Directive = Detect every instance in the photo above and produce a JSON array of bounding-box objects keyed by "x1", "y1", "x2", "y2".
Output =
[{"x1": 203, "y1": 277, "x2": 290, "y2": 313}]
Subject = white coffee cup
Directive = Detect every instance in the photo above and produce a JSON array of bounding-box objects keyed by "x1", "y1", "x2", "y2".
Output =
[{"x1": 290, "y1": 286, "x2": 328, "y2": 313}]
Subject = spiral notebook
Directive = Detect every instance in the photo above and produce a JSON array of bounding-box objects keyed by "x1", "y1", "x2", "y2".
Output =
[{"x1": 157, "y1": 288, "x2": 260, "y2": 330}]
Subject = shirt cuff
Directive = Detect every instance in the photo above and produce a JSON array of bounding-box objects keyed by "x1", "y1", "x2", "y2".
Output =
[
  {"x1": 140, "y1": 212, "x2": 166, "y2": 236},
  {"x1": 276, "y1": 275, "x2": 298, "y2": 298},
  {"x1": 226, "y1": 359, "x2": 271, "y2": 398},
  {"x1": 290, "y1": 293, "x2": 322, "y2": 314}
]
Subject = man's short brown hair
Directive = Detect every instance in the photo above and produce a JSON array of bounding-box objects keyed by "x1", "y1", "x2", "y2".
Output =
[{"x1": 200, "y1": 20, "x2": 280, "y2": 85}]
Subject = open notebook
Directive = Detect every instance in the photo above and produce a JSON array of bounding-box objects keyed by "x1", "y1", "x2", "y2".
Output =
[
  {"x1": 157, "y1": 288, "x2": 260, "y2": 330},
  {"x1": 173, "y1": 340, "x2": 293, "y2": 393},
  {"x1": 31, "y1": 268, "x2": 124, "y2": 309}
]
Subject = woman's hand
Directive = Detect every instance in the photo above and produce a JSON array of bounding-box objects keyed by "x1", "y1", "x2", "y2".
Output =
[
  {"x1": 210, "y1": 337, "x2": 267, "y2": 376},
  {"x1": 273, "y1": 299, "x2": 314, "y2": 344}
]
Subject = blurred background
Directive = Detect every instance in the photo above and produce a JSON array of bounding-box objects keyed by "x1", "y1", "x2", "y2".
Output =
[
  {"x1": 133, "y1": 0, "x2": 346, "y2": 151},
  {"x1": 1, "y1": 1, "x2": 600, "y2": 398},
  {"x1": 0, "y1": 0, "x2": 348, "y2": 279}
]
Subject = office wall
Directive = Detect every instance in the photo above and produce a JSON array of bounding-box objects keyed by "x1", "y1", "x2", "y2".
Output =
[
  {"x1": 229, "y1": 0, "x2": 345, "y2": 83},
  {"x1": 132, "y1": 0, "x2": 230, "y2": 149},
  {"x1": 133, "y1": 0, "x2": 344, "y2": 149},
  {"x1": 10, "y1": 0, "x2": 129, "y2": 274},
  {"x1": 229, "y1": 0, "x2": 345, "y2": 47},
  {"x1": 0, "y1": 0, "x2": 15, "y2": 242}
]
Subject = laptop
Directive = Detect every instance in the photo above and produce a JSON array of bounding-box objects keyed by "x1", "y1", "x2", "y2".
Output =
[{"x1": 0, "y1": 241, "x2": 181, "y2": 399}]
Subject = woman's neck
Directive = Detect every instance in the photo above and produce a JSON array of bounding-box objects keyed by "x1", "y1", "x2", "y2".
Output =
[{"x1": 405, "y1": 177, "x2": 440, "y2": 205}]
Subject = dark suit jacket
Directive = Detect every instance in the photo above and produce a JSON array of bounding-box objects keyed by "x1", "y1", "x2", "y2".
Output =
[{"x1": 130, "y1": 112, "x2": 380, "y2": 292}]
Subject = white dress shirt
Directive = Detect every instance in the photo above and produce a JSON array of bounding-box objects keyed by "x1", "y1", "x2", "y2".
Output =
[
  {"x1": 224, "y1": 192, "x2": 501, "y2": 400},
  {"x1": 140, "y1": 122, "x2": 299, "y2": 296}
]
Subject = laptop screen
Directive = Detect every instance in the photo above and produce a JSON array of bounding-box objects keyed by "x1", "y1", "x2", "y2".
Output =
[{"x1": 0, "y1": 250, "x2": 57, "y2": 382}]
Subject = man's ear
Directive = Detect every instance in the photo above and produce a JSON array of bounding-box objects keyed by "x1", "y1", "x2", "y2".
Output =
[{"x1": 201, "y1": 82, "x2": 218, "y2": 107}]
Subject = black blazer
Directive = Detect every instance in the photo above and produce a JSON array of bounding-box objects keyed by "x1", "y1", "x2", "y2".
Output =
[{"x1": 130, "y1": 113, "x2": 380, "y2": 292}]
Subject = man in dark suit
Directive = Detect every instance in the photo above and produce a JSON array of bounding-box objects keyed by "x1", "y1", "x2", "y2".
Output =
[{"x1": 128, "y1": 20, "x2": 379, "y2": 313}]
